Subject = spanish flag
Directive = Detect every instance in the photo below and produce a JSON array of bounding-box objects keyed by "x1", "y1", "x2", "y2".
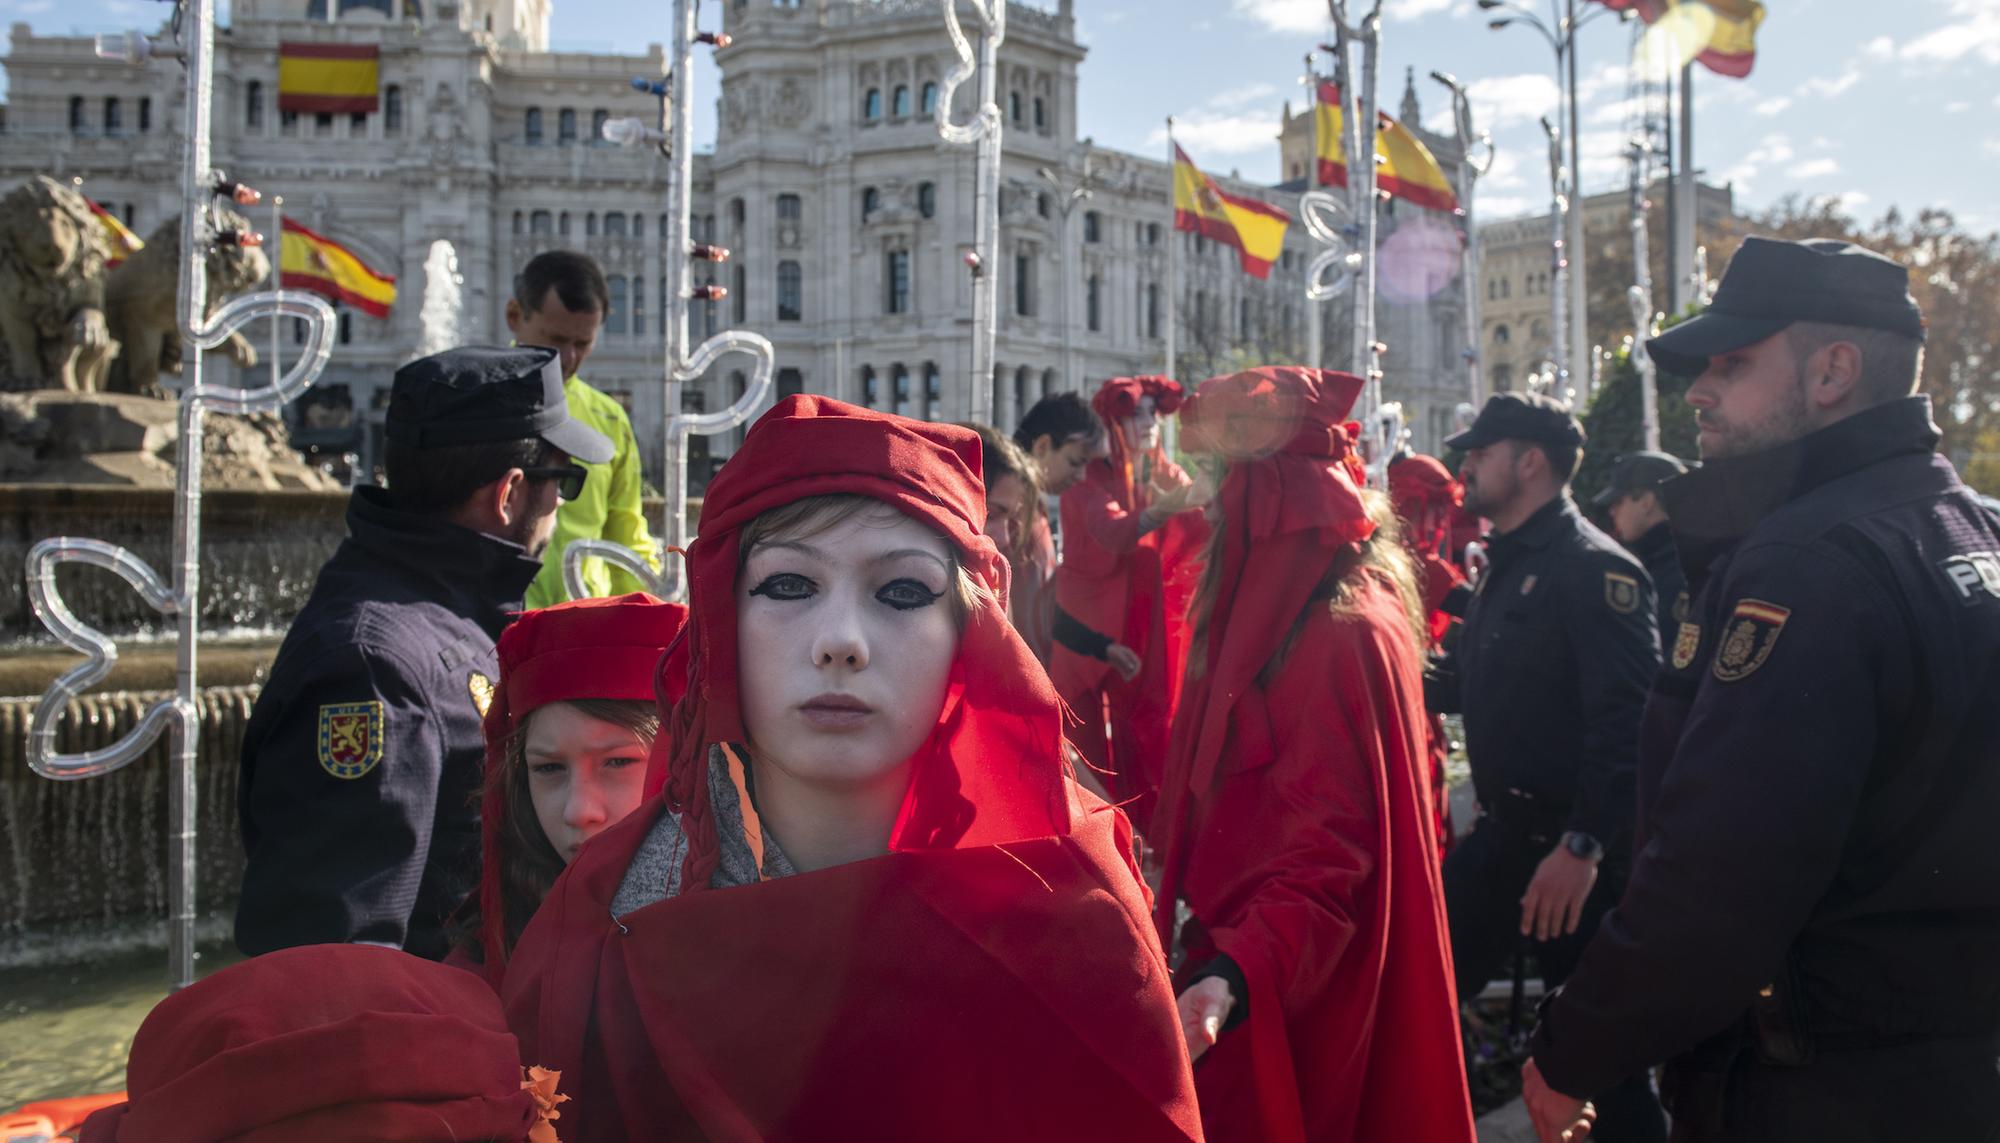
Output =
[
  {"x1": 1172, "y1": 144, "x2": 1292, "y2": 280},
  {"x1": 281, "y1": 218, "x2": 396, "y2": 318},
  {"x1": 1314, "y1": 83, "x2": 1460, "y2": 214},
  {"x1": 86, "y1": 199, "x2": 145, "y2": 268},
  {"x1": 278, "y1": 43, "x2": 380, "y2": 114},
  {"x1": 1593, "y1": 0, "x2": 1764, "y2": 78}
]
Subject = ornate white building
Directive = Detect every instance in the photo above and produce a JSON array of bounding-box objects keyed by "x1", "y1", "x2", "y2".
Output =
[{"x1": 2, "y1": 0, "x2": 1477, "y2": 480}]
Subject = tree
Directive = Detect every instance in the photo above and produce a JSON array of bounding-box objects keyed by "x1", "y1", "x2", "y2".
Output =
[{"x1": 1575, "y1": 336, "x2": 1700, "y2": 507}]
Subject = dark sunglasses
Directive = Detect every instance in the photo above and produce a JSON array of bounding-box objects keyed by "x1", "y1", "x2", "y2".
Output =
[{"x1": 522, "y1": 462, "x2": 588, "y2": 501}]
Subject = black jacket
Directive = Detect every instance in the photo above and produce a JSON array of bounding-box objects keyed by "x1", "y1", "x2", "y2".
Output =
[
  {"x1": 1429, "y1": 495, "x2": 1660, "y2": 845},
  {"x1": 235, "y1": 486, "x2": 541, "y2": 959},
  {"x1": 1626, "y1": 521, "x2": 1688, "y2": 661},
  {"x1": 1534, "y1": 397, "x2": 2000, "y2": 1102}
]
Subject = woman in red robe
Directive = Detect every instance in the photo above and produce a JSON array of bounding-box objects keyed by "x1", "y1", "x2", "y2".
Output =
[
  {"x1": 500, "y1": 395, "x2": 1202, "y2": 1142},
  {"x1": 1052, "y1": 376, "x2": 1210, "y2": 832},
  {"x1": 1152, "y1": 367, "x2": 1476, "y2": 1143},
  {"x1": 1387, "y1": 452, "x2": 1472, "y2": 854}
]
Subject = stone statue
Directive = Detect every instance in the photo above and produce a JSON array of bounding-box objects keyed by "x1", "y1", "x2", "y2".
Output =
[
  {"x1": 104, "y1": 205, "x2": 269, "y2": 396},
  {"x1": 0, "y1": 175, "x2": 117, "y2": 392}
]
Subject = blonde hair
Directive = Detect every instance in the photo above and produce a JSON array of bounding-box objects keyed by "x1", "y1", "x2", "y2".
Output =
[
  {"x1": 1189, "y1": 482, "x2": 1426, "y2": 685},
  {"x1": 737, "y1": 493, "x2": 992, "y2": 624}
]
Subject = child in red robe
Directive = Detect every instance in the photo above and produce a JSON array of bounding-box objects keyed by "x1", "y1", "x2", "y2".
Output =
[
  {"x1": 1052, "y1": 376, "x2": 1210, "y2": 832},
  {"x1": 500, "y1": 396, "x2": 1203, "y2": 1142},
  {"x1": 1153, "y1": 367, "x2": 1477, "y2": 1143}
]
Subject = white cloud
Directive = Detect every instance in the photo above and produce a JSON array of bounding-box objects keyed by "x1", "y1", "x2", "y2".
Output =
[
  {"x1": 1227, "y1": 0, "x2": 1323, "y2": 34},
  {"x1": 1149, "y1": 114, "x2": 1277, "y2": 158},
  {"x1": 1209, "y1": 83, "x2": 1279, "y2": 110},
  {"x1": 1947, "y1": 101, "x2": 1973, "y2": 113},
  {"x1": 1755, "y1": 96, "x2": 1793, "y2": 117},
  {"x1": 1385, "y1": 0, "x2": 1458, "y2": 21},
  {"x1": 1466, "y1": 73, "x2": 1563, "y2": 131},
  {"x1": 1477, "y1": 195, "x2": 1539, "y2": 220},
  {"x1": 1719, "y1": 132, "x2": 1795, "y2": 194},
  {"x1": 1838, "y1": 192, "x2": 1871, "y2": 213},
  {"x1": 14, "y1": 0, "x2": 52, "y2": 10},
  {"x1": 1984, "y1": 139, "x2": 2000, "y2": 158},
  {"x1": 1789, "y1": 157, "x2": 1840, "y2": 178},
  {"x1": 1863, "y1": 35, "x2": 1896, "y2": 60},
  {"x1": 1797, "y1": 68, "x2": 1862, "y2": 99},
  {"x1": 1901, "y1": 0, "x2": 2000, "y2": 64},
  {"x1": 1483, "y1": 149, "x2": 1525, "y2": 191}
]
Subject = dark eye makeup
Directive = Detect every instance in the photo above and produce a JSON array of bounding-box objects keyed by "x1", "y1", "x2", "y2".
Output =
[{"x1": 747, "y1": 571, "x2": 944, "y2": 611}]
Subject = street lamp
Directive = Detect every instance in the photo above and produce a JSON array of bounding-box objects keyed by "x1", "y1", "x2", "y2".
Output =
[
  {"x1": 1035, "y1": 139, "x2": 1097, "y2": 396},
  {"x1": 1476, "y1": 0, "x2": 1626, "y2": 397}
]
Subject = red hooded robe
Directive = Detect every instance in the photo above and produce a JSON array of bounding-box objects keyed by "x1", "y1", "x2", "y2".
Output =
[
  {"x1": 501, "y1": 396, "x2": 1203, "y2": 1142},
  {"x1": 1387, "y1": 454, "x2": 1470, "y2": 853},
  {"x1": 1152, "y1": 368, "x2": 1476, "y2": 1143},
  {"x1": 1052, "y1": 376, "x2": 1209, "y2": 832}
]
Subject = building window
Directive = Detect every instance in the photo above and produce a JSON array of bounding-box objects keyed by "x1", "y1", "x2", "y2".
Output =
[
  {"x1": 103, "y1": 98, "x2": 122, "y2": 134},
  {"x1": 892, "y1": 364, "x2": 912, "y2": 416},
  {"x1": 1083, "y1": 210, "x2": 1100, "y2": 243},
  {"x1": 350, "y1": 111, "x2": 368, "y2": 134},
  {"x1": 1146, "y1": 282, "x2": 1160, "y2": 339},
  {"x1": 607, "y1": 276, "x2": 629, "y2": 335},
  {"x1": 863, "y1": 88, "x2": 882, "y2": 121},
  {"x1": 1502, "y1": 277, "x2": 1511, "y2": 298},
  {"x1": 138, "y1": 97, "x2": 151, "y2": 133},
  {"x1": 281, "y1": 110, "x2": 299, "y2": 135},
  {"x1": 122, "y1": 203, "x2": 134, "y2": 226},
  {"x1": 1239, "y1": 297, "x2": 1252, "y2": 339},
  {"x1": 512, "y1": 211, "x2": 523, "y2": 235},
  {"x1": 558, "y1": 107, "x2": 577, "y2": 145},
  {"x1": 69, "y1": 96, "x2": 86, "y2": 133},
  {"x1": 531, "y1": 210, "x2": 553, "y2": 235},
  {"x1": 861, "y1": 187, "x2": 879, "y2": 222},
  {"x1": 728, "y1": 197, "x2": 746, "y2": 235},
  {"x1": 731, "y1": 263, "x2": 747, "y2": 324},
  {"x1": 605, "y1": 212, "x2": 627, "y2": 237},
  {"x1": 315, "y1": 112, "x2": 334, "y2": 136},
  {"x1": 1087, "y1": 274, "x2": 1101, "y2": 332},
  {"x1": 1146, "y1": 222, "x2": 1161, "y2": 246},
  {"x1": 1014, "y1": 367, "x2": 1031, "y2": 415},
  {"x1": 918, "y1": 182, "x2": 936, "y2": 219},
  {"x1": 591, "y1": 108, "x2": 608, "y2": 142},
  {"x1": 884, "y1": 249, "x2": 911, "y2": 315},
  {"x1": 246, "y1": 82, "x2": 263, "y2": 130},
  {"x1": 923, "y1": 362, "x2": 941, "y2": 416},
  {"x1": 632, "y1": 214, "x2": 644, "y2": 238},
  {"x1": 1033, "y1": 96, "x2": 1046, "y2": 132},
  {"x1": 559, "y1": 212, "x2": 572, "y2": 237},
  {"x1": 1494, "y1": 324, "x2": 1511, "y2": 345},
  {"x1": 1036, "y1": 193, "x2": 1051, "y2": 220},
  {"x1": 777, "y1": 260, "x2": 802, "y2": 321},
  {"x1": 777, "y1": 368, "x2": 804, "y2": 399},
  {"x1": 1014, "y1": 252, "x2": 1033, "y2": 317},
  {"x1": 633, "y1": 277, "x2": 647, "y2": 336},
  {"x1": 1492, "y1": 363, "x2": 1513, "y2": 391},
  {"x1": 1009, "y1": 90, "x2": 1022, "y2": 123},
  {"x1": 1042, "y1": 368, "x2": 1057, "y2": 401},
  {"x1": 920, "y1": 81, "x2": 938, "y2": 116},
  {"x1": 892, "y1": 85, "x2": 910, "y2": 117},
  {"x1": 524, "y1": 107, "x2": 543, "y2": 144},
  {"x1": 861, "y1": 365, "x2": 878, "y2": 407},
  {"x1": 586, "y1": 212, "x2": 599, "y2": 237},
  {"x1": 777, "y1": 193, "x2": 802, "y2": 222},
  {"x1": 385, "y1": 85, "x2": 402, "y2": 134}
]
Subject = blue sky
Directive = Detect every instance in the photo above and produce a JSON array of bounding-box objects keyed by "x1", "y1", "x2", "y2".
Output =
[{"x1": 6, "y1": 0, "x2": 1997, "y2": 234}]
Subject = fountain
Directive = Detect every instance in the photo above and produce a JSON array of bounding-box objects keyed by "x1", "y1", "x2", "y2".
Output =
[{"x1": 415, "y1": 240, "x2": 464, "y2": 361}]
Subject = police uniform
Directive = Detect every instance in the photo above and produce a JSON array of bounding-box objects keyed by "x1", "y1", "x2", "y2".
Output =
[
  {"x1": 1430, "y1": 394, "x2": 1667, "y2": 1141},
  {"x1": 1595, "y1": 451, "x2": 1692, "y2": 658},
  {"x1": 1531, "y1": 239, "x2": 2000, "y2": 1141},
  {"x1": 235, "y1": 347, "x2": 613, "y2": 960}
]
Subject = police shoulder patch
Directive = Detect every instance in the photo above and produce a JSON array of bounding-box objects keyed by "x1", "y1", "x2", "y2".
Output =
[
  {"x1": 318, "y1": 701, "x2": 385, "y2": 779},
  {"x1": 1604, "y1": 571, "x2": 1641, "y2": 615},
  {"x1": 1672, "y1": 622, "x2": 1702, "y2": 671},
  {"x1": 468, "y1": 672, "x2": 495, "y2": 718},
  {"x1": 1712, "y1": 599, "x2": 1791, "y2": 683},
  {"x1": 1673, "y1": 590, "x2": 1690, "y2": 624}
]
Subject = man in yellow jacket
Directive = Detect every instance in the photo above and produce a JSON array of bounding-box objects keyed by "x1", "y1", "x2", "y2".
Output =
[{"x1": 505, "y1": 251, "x2": 660, "y2": 608}]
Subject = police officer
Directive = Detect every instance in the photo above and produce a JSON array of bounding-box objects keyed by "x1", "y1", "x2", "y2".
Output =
[
  {"x1": 1523, "y1": 238, "x2": 2000, "y2": 1142},
  {"x1": 235, "y1": 346, "x2": 613, "y2": 959},
  {"x1": 1430, "y1": 393, "x2": 1667, "y2": 1141},
  {"x1": 1595, "y1": 450, "x2": 1690, "y2": 659}
]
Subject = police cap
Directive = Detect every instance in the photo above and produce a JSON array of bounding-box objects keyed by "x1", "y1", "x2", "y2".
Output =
[
  {"x1": 1590, "y1": 449, "x2": 1689, "y2": 507},
  {"x1": 384, "y1": 346, "x2": 614, "y2": 464},
  {"x1": 1646, "y1": 237, "x2": 1926, "y2": 377},
  {"x1": 1444, "y1": 391, "x2": 1585, "y2": 455}
]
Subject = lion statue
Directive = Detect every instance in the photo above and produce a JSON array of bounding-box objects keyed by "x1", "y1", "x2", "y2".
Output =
[
  {"x1": 104, "y1": 205, "x2": 270, "y2": 396},
  {"x1": 0, "y1": 175, "x2": 118, "y2": 392}
]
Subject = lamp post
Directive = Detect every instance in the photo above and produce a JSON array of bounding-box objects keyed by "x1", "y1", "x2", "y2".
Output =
[
  {"x1": 1432, "y1": 70, "x2": 1495, "y2": 408},
  {"x1": 1477, "y1": 0, "x2": 1625, "y2": 397},
  {"x1": 1036, "y1": 140, "x2": 1096, "y2": 395}
]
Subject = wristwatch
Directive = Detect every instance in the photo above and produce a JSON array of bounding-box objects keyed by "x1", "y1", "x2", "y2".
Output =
[{"x1": 1561, "y1": 830, "x2": 1604, "y2": 862}]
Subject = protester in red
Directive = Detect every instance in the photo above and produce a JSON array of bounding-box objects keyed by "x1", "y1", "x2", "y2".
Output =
[
  {"x1": 449, "y1": 592, "x2": 687, "y2": 987},
  {"x1": 1053, "y1": 376, "x2": 1211, "y2": 830},
  {"x1": 78, "y1": 944, "x2": 566, "y2": 1143},
  {"x1": 500, "y1": 396, "x2": 1203, "y2": 1142},
  {"x1": 1152, "y1": 367, "x2": 1476, "y2": 1143},
  {"x1": 1388, "y1": 452, "x2": 1473, "y2": 854}
]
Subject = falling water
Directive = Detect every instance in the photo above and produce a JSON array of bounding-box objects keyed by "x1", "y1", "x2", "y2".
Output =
[{"x1": 416, "y1": 241, "x2": 464, "y2": 360}]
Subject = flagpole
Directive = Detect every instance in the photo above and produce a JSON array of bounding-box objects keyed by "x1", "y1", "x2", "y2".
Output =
[
  {"x1": 1304, "y1": 55, "x2": 1322, "y2": 371},
  {"x1": 1331, "y1": 0, "x2": 1383, "y2": 417},
  {"x1": 1674, "y1": 62, "x2": 1697, "y2": 310},
  {"x1": 1165, "y1": 115, "x2": 1178, "y2": 384}
]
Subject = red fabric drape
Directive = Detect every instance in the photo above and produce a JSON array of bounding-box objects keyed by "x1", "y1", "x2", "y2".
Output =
[
  {"x1": 1152, "y1": 367, "x2": 1476, "y2": 1143},
  {"x1": 1052, "y1": 376, "x2": 1208, "y2": 831},
  {"x1": 79, "y1": 945, "x2": 560, "y2": 1143},
  {"x1": 505, "y1": 396, "x2": 1202, "y2": 1141}
]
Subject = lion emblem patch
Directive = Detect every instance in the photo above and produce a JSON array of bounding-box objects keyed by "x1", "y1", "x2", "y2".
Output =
[
  {"x1": 1672, "y1": 622, "x2": 1702, "y2": 671},
  {"x1": 318, "y1": 701, "x2": 384, "y2": 779},
  {"x1": 1712, "y1": 600, "x2": 1790, "y2": 682}
]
